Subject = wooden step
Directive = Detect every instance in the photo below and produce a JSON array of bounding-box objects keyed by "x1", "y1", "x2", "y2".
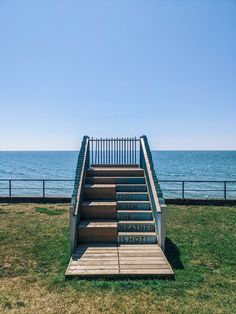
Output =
[
  {"x1": 117, "y1": 210, "x2": 153, "y2": 220},
  {"x1": 116, "y1": 192, "x2": 149, "y2": 201},
  {"x1": 66, "y1": 244, "x2": 174, "y2": 277},
  {"x1": 116, "y1": 184, "x2": 147, "y2": 192},
  {"x1": 118, "y1": 232, "x2": 157, "y2": 244},
  {"x1": 118, "y1": 221, "x2": 155, "y2": 232},
  {"x1": 117, "y1": 201, "x2": 150, "y2": 210},
  {"x1": 78, "y1": 221, "x2": 117, "y2": 243},
  {"x1": 87, "y1": 167, "x2": 144, "y2": 177},
  {"x1": 86, "y1": 177, "x2": 146, "y2": 184},
  {"x1": 80, "y1": 202, "x2": 116, "y2": 220},
  {"x1": 83, "y1": 184, "x2": 116, "y2": 200}
]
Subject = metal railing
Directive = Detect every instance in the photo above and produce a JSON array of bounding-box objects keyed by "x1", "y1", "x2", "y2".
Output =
[
  {"x1": 89, "y1": 137, "x2": 140, "y2": 165},
  {"x1": 1, "y1": 179, "x2": 236, "y2": 199},
  {"x1": 0, "y1": 179, "x2": 74, "y2": 197},
  {"x1": 140, "y1": 135, "x2": 166, "y2": 250},
  {"x1": 159, "y1": 180, "x2": 236, "y2": 199}
]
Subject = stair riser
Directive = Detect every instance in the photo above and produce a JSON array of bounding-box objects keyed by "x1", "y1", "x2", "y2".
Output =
[
  {"x1": 116, "y1": 193, "x2": 149, "y2": 201},
  {"x1": 87, "y1": 170, "x2": 144, "y2": 177},
  {"x1": 78, "y1": 228, "x2": 117, "y2": 243},
  {"x1": 117, "y1": 212, "x2": 153, "y2": 220},
  {"x1": 83, "y1": 188, "x2": 115, "y2": 201},
  {"x1": 117, "y1": 202, "x2": 150, "y2": 210},
  {"x1": 80, "y1": 206, "x2": 116, "y2": 220},
  {"x1": 118, "y1": 224, "x2": 155, "y2": 232},
  {"x1": 118, "y1": 235, "x2": 157, "y2": 244},
  {"x1": 86, "y1": 177, "x2": 145, "y2": 184},
  {"x1": 116, "y1": 186, "x2": 147, "y2": 192}
]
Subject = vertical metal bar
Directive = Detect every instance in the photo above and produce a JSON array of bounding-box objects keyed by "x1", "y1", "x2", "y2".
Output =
[
  {"x1": 100, "y1": 137, "x2": 102, "y2": 164},
  {"x1": 43, "y1": 180, "x2": 45, "y2": 198},
  {"x1": 116, "y1": 138, "x2": 118, "y2": 165},
  {"x1": 91, "y1": 138, "x2": 93, "y2": 165},
  {"x1": 119, "y1": 138, "x2": 120, "y2": 164},
  {"x1": 224, "y1": 181, "x2": 227, "y2": 199},
  {"x1": 130, "y1": 138, "x2": 131, "y2": 164},
  {"x1": 95, "y1": 139, "x2": 97, "y2": 164},
  {"x1": 106, "y1": 138, "x2": 108, "y2": 164},
  {"x1": 122, "y1": 138, "x2": 124, "y2": 164},
  {"x1": 132, "y1": 138, "x2": 134, "y2": 164},
  {"x1": 108, "y1": 139, "x2": 110, "y2": 164},
  {"x1": 135, "y1": 137, "x2": 136, "y2": 164},
  {"x1": 9, "y1": 180, "x2": 12, "y2": 197},
  {"x1": 182, "y1": 181, "x2": 185, "y2": 199}
]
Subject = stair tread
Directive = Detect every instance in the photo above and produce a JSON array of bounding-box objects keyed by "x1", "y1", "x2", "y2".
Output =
[
  {"x1": 117, "y1": 192, "x2": 148, "y2": 194},
  {"x1": 117, "y1": 201, "x2": 150, "y2": 204},
  {"x1": 87, "y1": 176, "x2": 145, "y2": 179},
  {"x1": 81, "y1": 201, "x2": 116, "y2": 206},
  {"x1": 79, "y1": 221, "x2": 117, "y2": 228},
  {"x1": 117, "y1": 210, "x2": 152, "y2": 213},
  {"x1": 119, "y1": 232, "x2": 156, "y2": 236},
  {"x1": 84, "y1": 184, "x2": 115, "y2": 188},
  {"x1": 90, "y1": 167, "x2": 142, "y2": 171},
  {"x1": 118, "y1": 220, "x2": 154, "y2": 224},
  {"x1": 116, "y1": 184, "x2": 146, "y2": 186}
]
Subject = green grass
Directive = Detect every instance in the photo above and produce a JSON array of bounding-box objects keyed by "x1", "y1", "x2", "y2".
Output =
[
  {"x1": 35, "y1": 207, "x2": 65, "y2": 215},
  {"x1": 0, "y1": 203, "x2": 235, "y2": 313}
]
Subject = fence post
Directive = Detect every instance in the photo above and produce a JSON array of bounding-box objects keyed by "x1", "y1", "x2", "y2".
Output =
[
  {"x1": 43, "y1": 180, "x2": 45, "y2": 198},
  {"x1": 224, "y1": 181, "x2": 227, "y2": 199},
  {"x1": 182, "y1": 181, "x2": 185, "y2": 199},
  {"x1": 9, "y1": 180, "x2": 12, "y2": 197}
]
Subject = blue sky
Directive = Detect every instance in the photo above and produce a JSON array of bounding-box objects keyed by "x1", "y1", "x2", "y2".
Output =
[{"x1": 0, "y1": 0, "x2": 235, "y2": 150}]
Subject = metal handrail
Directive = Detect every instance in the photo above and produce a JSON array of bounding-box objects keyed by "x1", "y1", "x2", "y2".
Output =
[
  {"x1": 139, "y1": 135, "x2": 166, "y2": 250},
  {"x1": 69, "y1": 136, "x2": 90, "y2": 252}
]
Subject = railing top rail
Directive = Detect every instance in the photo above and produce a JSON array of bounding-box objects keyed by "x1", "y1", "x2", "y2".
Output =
[
  {"x1": 72, "y1": 136, "x2": 90, "y2": 216},
  {"x1": 140, "y1": 136, "x2": 162, "y2": 213},
  {"x1": 0, "y1": 179, "x2": 75, "y2": 181},
  {"x1": 1, "y1": 179, "x2": 236, "y2": 183},
  {"x1": 89, "y1": 137, "x2": 140, "y2": 141},
  {"x1": 159, "y1": 180, "x2": 236, "y2": 183}
]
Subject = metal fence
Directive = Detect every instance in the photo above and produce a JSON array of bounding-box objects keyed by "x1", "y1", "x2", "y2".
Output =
[
  {"x1": 0, "y1": 179, "x2": 74, "y2": 198},
  {"x1": 89, "y1": 137, "x2": 140, "y2": 165},
  {"x1": 0, "y1": 179, "x2": 236, "y2": 199},
  {"x1": 159, "y1": 180, "x2": 236, "y2": 199}
]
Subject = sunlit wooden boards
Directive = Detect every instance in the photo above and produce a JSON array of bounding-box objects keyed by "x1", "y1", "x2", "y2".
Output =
[{"x1": 65, "y1": 243, "x2": 174, "y2": 278}]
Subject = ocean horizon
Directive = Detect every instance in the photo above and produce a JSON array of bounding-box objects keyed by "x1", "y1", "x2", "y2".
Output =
[{"x1": 1, "y1": 150, "x2": 236, "y2": 199}]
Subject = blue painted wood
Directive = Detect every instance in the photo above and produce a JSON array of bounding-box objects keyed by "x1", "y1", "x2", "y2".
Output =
[
  {"x1": 116, "y1": 185, "x2": 147, "y2": 192},
  {"x1": 116, "y1": 192, "x2": 149, "y2": 201},
  {"x1": 117, "y1": 210, "x2": 153, "y2": 220},
  {"x1": 117, "y1": 201, "x2": 150, "y2": 210},
  {"x1": 118, "y1": 234, "x2": 157, "y2": 244}
]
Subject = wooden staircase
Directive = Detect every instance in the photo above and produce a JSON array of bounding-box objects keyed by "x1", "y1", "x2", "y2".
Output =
[{"x1": 66, "y1": 137, "x2": 174, "y2": 277}]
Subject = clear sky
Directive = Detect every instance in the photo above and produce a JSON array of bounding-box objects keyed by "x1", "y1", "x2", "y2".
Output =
[{"x1": 0, "y1": 0, "x2": 235, "y2": 150}]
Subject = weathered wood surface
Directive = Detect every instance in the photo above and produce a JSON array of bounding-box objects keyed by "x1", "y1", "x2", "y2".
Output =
[{"x1": 66, "y1": 244, "x2": 173, "y2": 277}]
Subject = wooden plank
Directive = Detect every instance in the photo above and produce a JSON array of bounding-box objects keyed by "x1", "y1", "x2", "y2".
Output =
[
  {"x1": 71, "y1": 261, "x2": 119, "y2": 265},
  {"x1": 119, "y1": 269, "x2": 173, "y2": 275},
  {"x1": 69, "y1": 265, "x2": 119, "y2": 270},
  {"x1": 67, "y1": 269, "x2": 120, "y2": 275},
  {"x1": 119, "y1": 260, "x2": 167, "y2": 265},
  {"x1": 119, "y1": 264, "x2": 171, "y2": 269}
]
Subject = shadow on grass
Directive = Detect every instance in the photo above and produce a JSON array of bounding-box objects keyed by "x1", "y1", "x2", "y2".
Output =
[{"x1": 165, "y1": 237, "x2": 184, "y2": 270}]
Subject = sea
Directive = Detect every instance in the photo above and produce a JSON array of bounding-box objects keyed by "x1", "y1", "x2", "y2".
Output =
[{"x1": 0, "y1": 151, "x2": 236, "y2": 199}]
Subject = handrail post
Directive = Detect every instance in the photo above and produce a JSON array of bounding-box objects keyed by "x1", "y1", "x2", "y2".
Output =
[
  {"x1": 9, "y1": 180, "x2": 12, "y2": 197},
  {"x1": 182, "y1": 181, "x2": 185, "y2": 199},
  {"x1": 224, "y1": 181, "x2": 227, "y2": 199},
  {"x1": 43, "y1": 180, "x2": 45, "y2": 198}
]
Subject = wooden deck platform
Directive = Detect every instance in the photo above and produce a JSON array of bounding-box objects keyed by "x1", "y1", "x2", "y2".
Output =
[{"x1": 66, "y1": 243, "x2": 174, "y2": 278}]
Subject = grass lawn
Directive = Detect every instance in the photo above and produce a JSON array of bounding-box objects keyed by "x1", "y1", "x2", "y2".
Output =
[{"x1": 0, "y1": 203, "x2": 235, "y2": 314}]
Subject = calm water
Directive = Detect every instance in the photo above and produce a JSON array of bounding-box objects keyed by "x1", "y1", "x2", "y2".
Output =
[{"x1": 0, "y1": 151, "x2": 236, "y2": 198}]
